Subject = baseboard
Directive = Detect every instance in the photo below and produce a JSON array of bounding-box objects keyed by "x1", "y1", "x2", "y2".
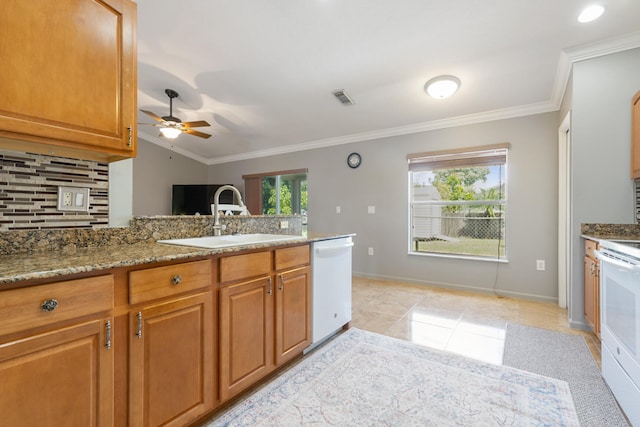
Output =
[{"x1": 352, "y1": 271, "x2": 559, "y2": 304}]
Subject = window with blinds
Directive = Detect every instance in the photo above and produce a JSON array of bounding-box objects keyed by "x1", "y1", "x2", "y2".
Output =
[{"x1": 408, "y1": 144, "x2": 509, "y2": 260}]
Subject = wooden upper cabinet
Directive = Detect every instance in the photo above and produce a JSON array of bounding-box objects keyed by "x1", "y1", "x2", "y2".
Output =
[
  {"x1": 632, "y1": 90, "x2": 640, "y2": 179},
  {"x1": 0, "y1": 0, "x2": 137, "y2": 162}
]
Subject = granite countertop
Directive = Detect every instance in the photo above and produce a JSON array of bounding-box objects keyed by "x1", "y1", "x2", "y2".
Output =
[
  {"x1": 0, "y1": 233, "x2": 351, "y2": 285},
  {"x1": 581, "y1": 223, "x2": 640, "y2": 243}
]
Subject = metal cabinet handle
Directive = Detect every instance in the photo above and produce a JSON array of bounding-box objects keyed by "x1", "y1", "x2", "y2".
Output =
[
  {"x1": 136, "y1": 312, "x2": 143, "y2": 339},
  {"x1": 41, "y1": 299, "x2": 58, "y2": 312},
  {"x1": 279, "y1": 275, "x2": 284, "y2": 291},
  {"x1": 267, "y1": 277, "x2": 273, "y2": 295},
  {"x1": 105, "y1": 320, "x2": 112, "y2": 350},
  {"x1": 172, "y1": 275, "x2": 182, "y2": 285},
  {"x1": 127, "y1": 125, "x2": 133, "y2": 147}
]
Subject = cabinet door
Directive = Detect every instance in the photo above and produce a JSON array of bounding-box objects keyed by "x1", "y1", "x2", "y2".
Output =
[
  {"x1": 0, "y1": 319, "x2": 113, "y2": 427},
  {"x1": 584, "y1": 256, "x2": 597, "y2": 333},
  {"x1": 275, "y1": 267, "x2": 311, "y2": 366},
  {"x1": 593, "y1": 260, "x2": 601, "y2": 338},
  {"x1": 0, "y1": 0, "x2": 137, "y2": 161},
  {"x1": 219, "y1": 277, "x2": 274, "y2": 402},
  {"x1": 130, "y1": 292, "x2": 214, "y2": 427}
]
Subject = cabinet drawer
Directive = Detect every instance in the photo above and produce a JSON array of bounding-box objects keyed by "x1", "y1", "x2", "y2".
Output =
[
  {"x1": 0, "y1": 275, "x2": 114, "y2": 337},
  {"x1": 275, "y1": 245, "x2": 310, "y2": 271},
  {"x1": 220, "y1": 251, "x2": 271, "y2": 284},
  {"x1": 585, "y1": 239, "x2": 599, "y2": 260},
  {"x1": 129, "y1": 260, "x2": 211, "y2": 305}
]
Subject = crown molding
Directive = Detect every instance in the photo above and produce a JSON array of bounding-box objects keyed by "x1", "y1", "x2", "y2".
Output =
[
  {"x1": 564, "y1": 30, "x2": 640, "y2": 63},
  {"x1": 206, "y1": 101, "x2": 557, "y2": 165}
]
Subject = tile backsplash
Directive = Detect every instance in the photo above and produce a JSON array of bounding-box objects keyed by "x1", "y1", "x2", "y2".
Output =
[{"x1": 0, "y1": 149, "x2": 109, "y2": 231}]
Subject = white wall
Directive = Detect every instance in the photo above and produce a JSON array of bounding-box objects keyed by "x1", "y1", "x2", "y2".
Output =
[
  {"x1": 108, "y1": 158, "x2": 133, "y2": 226},
  {"x1": 132, "y1": 138, "x2": 208, "y2": 215},
  {"x1": 569, "y1": 47, "x2": 640, "y2": 328},
  {"x1": 207, "y1": 112, "x2": 560, "y2": 302}
]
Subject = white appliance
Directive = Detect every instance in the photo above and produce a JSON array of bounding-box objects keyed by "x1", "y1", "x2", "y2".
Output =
[
  {"x1": 308, "y1": 236, "x2": 353, "y2": 351},
  {"x1": 596, "y1": 240, "x2": 640, "y2": 426}
]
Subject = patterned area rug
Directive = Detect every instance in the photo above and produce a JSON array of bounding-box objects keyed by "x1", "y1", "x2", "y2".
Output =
[
  {"x1": 208, "y1": 328, "x2": 579, "y2": 426},
  {"x1": 503, "y1": 324, "x2": 629, "y2": 427}
]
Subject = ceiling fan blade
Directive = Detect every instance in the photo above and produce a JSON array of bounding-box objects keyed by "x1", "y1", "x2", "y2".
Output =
[
  {"x1": 181, "y1": 120, "x2": 210, "y2": 128},
  {"x1": 184, "y1": 129, "x2": 212, "y2": 139},
  {"x1": 140, "y1": 109, "x2": 164, "y2": 122}
]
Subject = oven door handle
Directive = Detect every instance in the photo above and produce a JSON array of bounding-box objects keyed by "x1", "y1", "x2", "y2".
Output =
[{"x1": 594, "y1": 250, "x2": 639, "y2": 270}]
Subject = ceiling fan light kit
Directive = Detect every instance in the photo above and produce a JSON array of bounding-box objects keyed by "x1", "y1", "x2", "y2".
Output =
[
  {"x1": 159, "y1": 126, "x2": 182, "y2": 139},
  {"x1": 424, "y1": 75, "x2": 461, "y2": 99},
  {"x1": 140, "y1": 88, "x2": 212, "y2": 139}
]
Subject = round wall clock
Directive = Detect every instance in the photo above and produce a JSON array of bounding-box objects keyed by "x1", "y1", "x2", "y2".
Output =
[{"x1": 347, "y1": 152, "x2": 361, "y2": 169}]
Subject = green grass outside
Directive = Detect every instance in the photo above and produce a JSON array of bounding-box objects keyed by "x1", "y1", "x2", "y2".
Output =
[{"x1": 415, "y1": 237, "x2": 505, "y2": 257}]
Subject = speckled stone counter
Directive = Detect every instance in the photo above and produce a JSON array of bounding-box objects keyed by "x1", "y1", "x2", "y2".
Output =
[
  {"x1": 0, "y1": 214, "x2": 311, "y2": 284},
  {"x1": 0, "y1": 227, "x2": 350, "y2": 285},
  {"x1": 0, "y1": 215, "x2": 303, "y2": 256},
  {"x1": 581, "y1": 223, "x2": 640, "y2": 241}
]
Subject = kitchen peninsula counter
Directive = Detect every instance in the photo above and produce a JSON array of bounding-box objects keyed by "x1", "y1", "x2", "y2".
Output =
[{"x1": 0, "y1": 233, "x2": 349, "y2": 286}]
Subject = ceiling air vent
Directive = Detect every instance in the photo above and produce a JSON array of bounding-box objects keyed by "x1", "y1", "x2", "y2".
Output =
[{"x1": 332, "y1": 89, "x2": 355, "y2": 106}]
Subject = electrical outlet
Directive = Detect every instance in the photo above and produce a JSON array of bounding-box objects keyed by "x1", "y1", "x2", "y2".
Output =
[
  {"x1": 62, "y1": 191, "x2": 73, "y2": 207},
  {"x1": 536, "y1": 260, "x2": 545, "y2": 271},
  {"x1": 279, "y1": 220, "x2": 289, "y2": 229},
  {"x1": 336, "y1": 206, "x2": 341, "y2": 214},
  {"x1": 57, "y1": 186, "x2": 90, "y2": 212},
  {"x1": 368, "y1": 247, "x2": 374, "y2": 256},
  {"x1": 368, "y1": 206, "x2": 375, "y2": 214}
]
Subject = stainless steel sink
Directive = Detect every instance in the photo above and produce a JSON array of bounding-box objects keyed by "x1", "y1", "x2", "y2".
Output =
[{"x1": 157, "y1": 233, "x2": 303, "y2": 249}]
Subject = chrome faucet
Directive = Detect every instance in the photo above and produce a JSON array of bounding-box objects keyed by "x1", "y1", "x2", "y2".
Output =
[{"x1": 212, "y1": 185, "x2": 248, "y2": 236}]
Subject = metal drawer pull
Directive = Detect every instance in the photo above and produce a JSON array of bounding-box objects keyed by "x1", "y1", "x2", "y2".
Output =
[
  {"x1": 172, "y1": 275, "x2": 182, "y2": 285},
  {"x1": 267, "y1": 277, "x2": 273, "y2": 295},
  {"x1": 41, "y1": 299, "x2": 59, "y2": 312},
  {"x1": 136, "y1": 312, "x2": 143, "y2": 339},
  {"x1": 105, "y1": 320, "x2": 112, "y2": 350},
  {"x1": 279, "y1": 275, "x2": 284, "y2": 291}
]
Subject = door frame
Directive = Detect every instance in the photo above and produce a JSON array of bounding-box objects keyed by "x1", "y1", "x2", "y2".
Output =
[{"x1": 558, "y1": 111, "x2": 572, "y2": 309}]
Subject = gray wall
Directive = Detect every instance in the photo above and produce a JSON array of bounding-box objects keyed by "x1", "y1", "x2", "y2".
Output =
[
  {"x1": 569, "y1": 47, "x2": 640, "y2": 328},
  {"x1": 207, "y1": 112, "x2": 560, "y2": 302},
  {"x1": 126, "y1": 47, "x2": 640, "y2": 318},
  {"x1": 132, "y1": 138, "x2": 208, "y2": 215}
]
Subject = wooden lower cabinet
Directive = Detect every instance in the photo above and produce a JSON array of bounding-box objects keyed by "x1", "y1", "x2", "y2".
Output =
[
  {"x1": 584, "y1": 255, "x2": 600, "y2": 337},
  {"x1": 0, "y1": 318, "x2": 114, "y2": 427},
  {"x1": 219, "y1": 244, "x2": 311, "y2": 403},
  {"x1": 275, "y1": 266, "x2": 311, "y2": 366},
  {"x1": 0, "y1": 245, "x2": 311, "y2": 426},
  {"x1": 129, "y1": 292, "x2": 214, "y2": 427},
  {"x1": 0, "y1": 275, "x2": 114, "y2": 427},
  {"x1": 584, "y1": 239, "x2": 600, "y2": 338},
  {"x1": 219, "y1": 276, "x2": 274, "y2": 401}
]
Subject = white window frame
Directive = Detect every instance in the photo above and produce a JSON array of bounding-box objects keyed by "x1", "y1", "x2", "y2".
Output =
[{"x1": 407, "y1": 143, "x2": 509, "y2": 261}]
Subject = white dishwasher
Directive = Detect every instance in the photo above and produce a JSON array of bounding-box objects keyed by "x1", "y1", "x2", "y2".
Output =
[{"x1": 308, "y1": 236, "x2": 354, "y2": 351}]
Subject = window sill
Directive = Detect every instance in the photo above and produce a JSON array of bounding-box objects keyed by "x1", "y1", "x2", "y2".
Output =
[{"x1": 408, "y1": 251, "x2": 509, "y2": 263}]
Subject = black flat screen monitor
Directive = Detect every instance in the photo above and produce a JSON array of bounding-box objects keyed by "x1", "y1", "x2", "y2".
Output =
[{"x1": 172, "y1": 185, "x2": 234, "y2": 215}]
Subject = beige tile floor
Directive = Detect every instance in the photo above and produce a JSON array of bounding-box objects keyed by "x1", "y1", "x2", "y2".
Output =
[{"x1": 351, "y1": 276, "x2": 602, "y2": 367}]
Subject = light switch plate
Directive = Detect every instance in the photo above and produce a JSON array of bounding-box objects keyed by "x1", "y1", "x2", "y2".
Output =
[{"x1": 57, "y1": 186, "x2": 90, "y2": 212}]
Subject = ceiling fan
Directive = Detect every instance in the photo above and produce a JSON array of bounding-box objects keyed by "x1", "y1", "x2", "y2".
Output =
[{"x1": 140, "y1": 89, "x2": 211, "y2": 139}]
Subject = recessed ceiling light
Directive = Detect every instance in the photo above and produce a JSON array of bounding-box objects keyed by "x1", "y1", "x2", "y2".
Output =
[
  {"x1": 424, "y1": 75, "x2": 461, "y2": 99},
  {"x1": 578, "y1": 5, "x2": 604, "y2": 23}
]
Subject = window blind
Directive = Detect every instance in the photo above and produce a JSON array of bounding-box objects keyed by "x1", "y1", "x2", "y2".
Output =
[{"x1": 407, "y1": 143, "x2": 510, "y2": 172}]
